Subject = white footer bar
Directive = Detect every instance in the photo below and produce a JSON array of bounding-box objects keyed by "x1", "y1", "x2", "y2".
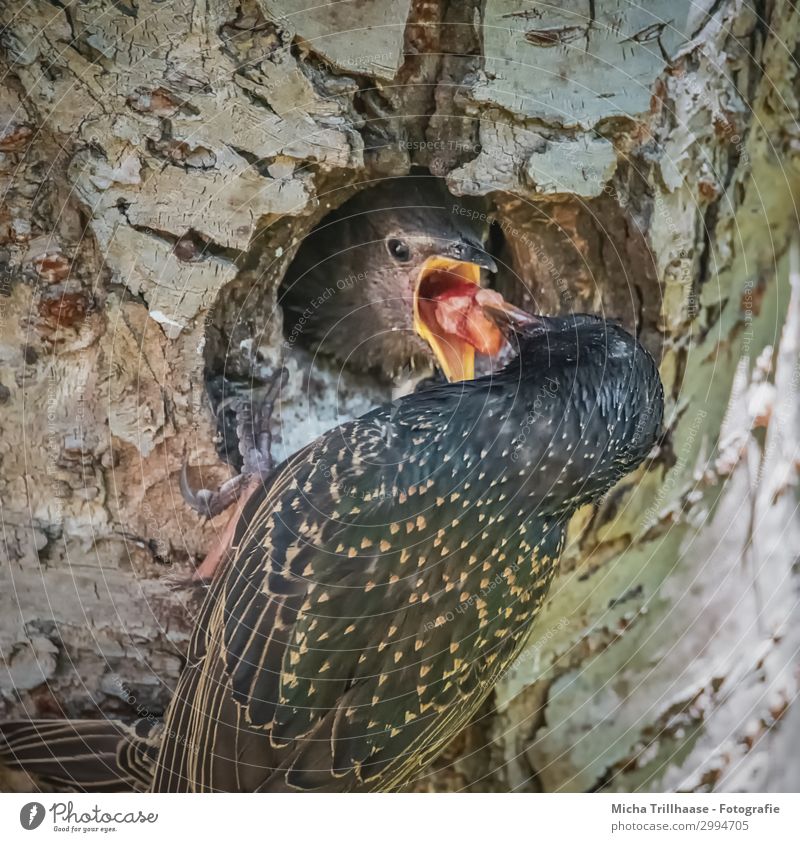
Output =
[{"x1": 1, "y1": 792, "x2": 797, "y2": 841}]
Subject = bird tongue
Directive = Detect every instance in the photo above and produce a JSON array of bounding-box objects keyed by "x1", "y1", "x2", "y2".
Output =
[
  {"x1": 427, "y1": 277, "x2": 506, "y2": 356},
  {"x1": 415, "y1": 260, "x2": 518, "y2": 382}
]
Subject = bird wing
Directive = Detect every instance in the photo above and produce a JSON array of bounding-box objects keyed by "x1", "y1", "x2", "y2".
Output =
[
  {"x1": 154, "y1": 408, "x2": 534, "y2": 791},
  {"x1": 0, "y1": 717, "x2": 161, "y2": 792}
]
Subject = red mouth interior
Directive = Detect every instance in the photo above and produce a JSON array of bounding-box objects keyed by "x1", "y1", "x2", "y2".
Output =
[{"x1": 417, "y1": 270, "x2": 506, "y2": 357}]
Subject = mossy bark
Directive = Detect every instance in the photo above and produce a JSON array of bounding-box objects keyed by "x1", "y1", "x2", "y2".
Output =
[{"x1": 1, "y1": 0, "x2": 798, "y2": 792}]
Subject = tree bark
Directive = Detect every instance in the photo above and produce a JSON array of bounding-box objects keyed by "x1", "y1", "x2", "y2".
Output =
[{"x1": 1, "y1": 0, "x2": 798, "y2": 792}]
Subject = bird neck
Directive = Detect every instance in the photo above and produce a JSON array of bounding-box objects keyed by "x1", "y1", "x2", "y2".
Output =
[
  {"x1": 384, "y1": 320, "x2": 661, "y2": 521},
  {"x1": 491, "y1": 327, "x2": 662, "y2": 517}
]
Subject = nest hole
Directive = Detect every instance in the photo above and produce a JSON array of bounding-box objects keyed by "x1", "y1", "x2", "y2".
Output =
[{"x1": 201, "y1": 168, "x2": 662, "y2": 470}]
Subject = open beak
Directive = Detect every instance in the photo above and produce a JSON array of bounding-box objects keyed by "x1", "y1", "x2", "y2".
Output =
[{"x1": 413, "y1": 253, "x2": 503, "y2": 382}]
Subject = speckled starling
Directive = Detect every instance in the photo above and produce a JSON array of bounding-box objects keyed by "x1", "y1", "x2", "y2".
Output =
[
  {"x1": 182, "y1": 176, "x2": 508, "y2": 522},
  {"x1": 0, "y1": 308, "x2": 663, "y2": 792}
]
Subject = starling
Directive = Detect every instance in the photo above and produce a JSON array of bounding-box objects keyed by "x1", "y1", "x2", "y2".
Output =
[
  {"x1": 0, "y1": 306, "x2": 663, "y2": 792},
  {"x1": 279, "y1": 175, "x2": 501, "y2": 383},
  {"x1": 182, "y1": 177, "x2": 507, "y2": 530}
]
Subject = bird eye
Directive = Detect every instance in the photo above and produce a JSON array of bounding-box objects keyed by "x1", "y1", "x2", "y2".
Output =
[{"x1": 387, "y1": 238, "x2": 411, "y2": 262}]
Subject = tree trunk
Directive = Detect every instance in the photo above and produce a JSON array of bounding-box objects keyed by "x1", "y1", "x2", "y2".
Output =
[{"x1": 1, "y1": 0, "x2": 798, "y2": 792}]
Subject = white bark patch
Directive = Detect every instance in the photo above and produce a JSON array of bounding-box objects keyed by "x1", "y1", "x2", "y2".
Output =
[
  {"x1": 0, "y1": 637, "x2": 58, "y2": 693},
  {"x1": 96, "y1": 225, "x2": 237, "y2": 337},
  {"x1": 476, "y1": 1, "x2": 702, "y2": 128},
  {"x1": 260, "y1": 0, "x2": 413, "y2": 80},
  {"x1": 525, "y1": 136, "x2": 618, "y2": 197}
]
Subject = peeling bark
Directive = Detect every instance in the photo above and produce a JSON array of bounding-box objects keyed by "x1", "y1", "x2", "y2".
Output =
[{"x1": 1, "y1": 0, "x2": 798, "y2": 792}]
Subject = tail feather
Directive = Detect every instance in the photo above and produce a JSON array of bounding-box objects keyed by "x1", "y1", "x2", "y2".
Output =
[{"x1": 0, "y1": 718, "x2": 160, "y2": 792}]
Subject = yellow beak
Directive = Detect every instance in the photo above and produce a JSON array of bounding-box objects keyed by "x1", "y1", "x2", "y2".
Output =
[{"x1": 413, "y1": 256, "x2": 482, "y2": 382}]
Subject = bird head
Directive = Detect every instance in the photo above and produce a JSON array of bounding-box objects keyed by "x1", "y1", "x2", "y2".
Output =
[
  {"x1": 380, "y1": 226, "x2": 502, "y2": 382},
  {"x1": 279, "y1": 178, "x2": 512, "y2": 383}
]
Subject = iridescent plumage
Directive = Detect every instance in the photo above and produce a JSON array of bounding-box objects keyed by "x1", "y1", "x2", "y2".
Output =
[{"x1": 1, "y1": 315, "x2": 663, "y2": 792}]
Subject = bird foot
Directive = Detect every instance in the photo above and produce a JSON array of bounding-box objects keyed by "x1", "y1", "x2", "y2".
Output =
[
  {"x1": 180, "y1": 367, "x2": 287, "y2": 582},
  {"x1": 179, "y1": 466, "x2": 250, "y2": 519},
  {"x1": 181, "y1": 366, "x2": 288, "y2": 519},
  {"x1": 174, "y1": 474, "x2": 259, "y2": 584},
  {"x1": 235, "y1": 365, "x2": 288, "y2": 478}
]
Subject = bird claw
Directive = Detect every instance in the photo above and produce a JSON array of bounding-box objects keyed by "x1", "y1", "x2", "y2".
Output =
[
  {"x1": 238, "y1": 366, "x2": 288, "y2": 478},
  {"x1": 180, "y1": 366, "x2": 288, "y2": 518},
  {"x1": 180, "y1": 464, "x2": 250, "y2": 519}
]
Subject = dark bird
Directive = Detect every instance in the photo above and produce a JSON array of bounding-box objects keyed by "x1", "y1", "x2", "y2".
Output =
[
  {"x1": 279, "y1": 175, "x2": 501, "y2": 384},
  {"x1": 183, "y1": 176, "x2": 506, "y2": 521},
  {"x1": 0, "y1": 307, "x2": 663, "y2": 792}
]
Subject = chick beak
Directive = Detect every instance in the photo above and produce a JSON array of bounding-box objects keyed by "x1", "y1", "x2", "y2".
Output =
[
  {"x1": 413, "y1": 250, "x2": 503, "y2": 382},
  {"x1": 442, "y1": 239, "x2": 498, "y2": 273}
]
